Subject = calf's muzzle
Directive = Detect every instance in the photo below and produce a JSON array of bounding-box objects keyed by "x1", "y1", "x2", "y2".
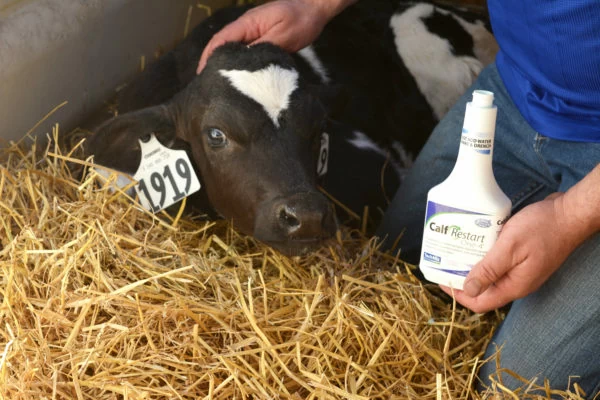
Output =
[{"x1": 253, "y1": 191, "x2": 337, "y2": 255}]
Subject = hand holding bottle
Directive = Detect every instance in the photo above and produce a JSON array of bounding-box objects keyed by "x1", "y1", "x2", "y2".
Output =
[{"x1": 442, "y1": 165, "x2": 600, "y2": 313}]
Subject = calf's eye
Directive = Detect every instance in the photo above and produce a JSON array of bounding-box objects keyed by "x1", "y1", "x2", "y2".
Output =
[{"x1": 207, "y1": 128, "x2": 228, "y2": 148}]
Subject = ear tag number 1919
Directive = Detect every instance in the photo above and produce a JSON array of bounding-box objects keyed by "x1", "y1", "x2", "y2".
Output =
[{"x1": 133, "y1": 134, "x2": 201, "y2": 213}]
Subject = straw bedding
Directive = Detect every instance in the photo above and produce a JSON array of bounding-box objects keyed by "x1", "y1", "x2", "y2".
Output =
[
  {"x1": 0, "y1": 2, "x2": 588, "y2": 398},
  {"x1": 0, "y1": 124, "x2": 586, "y2": 399}
]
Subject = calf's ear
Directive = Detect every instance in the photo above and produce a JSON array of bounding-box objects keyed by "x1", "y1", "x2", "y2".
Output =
[{"x1": 85, "y1": 104, "x2": 186, "y2": 174}]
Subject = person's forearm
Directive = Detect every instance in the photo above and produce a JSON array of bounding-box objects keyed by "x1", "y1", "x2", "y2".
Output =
[
  {"x1": 310, "y1": 0, "x2": 358, "y2": 20},
  {"x1": 561, "y1": 163, "x2": 600, "y2": 241}
]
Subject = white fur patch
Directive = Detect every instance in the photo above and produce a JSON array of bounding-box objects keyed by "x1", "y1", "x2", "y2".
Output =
[
  {"x1": 450, "y1": 13, "x2": 499, "y2": 66},
  {"x1": 347, "y1": 131, "x2": 405, "y2": 177},
  {"x1": 348, "y1": 131, "x2": 388, "y2": 157},
  {"x1": 298, "y1": 46, "x2": 331, "y2": 84},
  {"x1": 219, "y1": 65, "x2": 299, "y2": 128},
  {"x1": 390, "y1": 4, "x2": 486, "y2": 120}
]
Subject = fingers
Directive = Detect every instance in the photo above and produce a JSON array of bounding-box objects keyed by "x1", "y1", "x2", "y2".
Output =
[
  {"x1": 197, "y1": 1, "x2": 324, "y2": 74},
  {"x1": 197, "y1": 36, "x2": 219, "y2": 73},
  {"x1": 461, "y1": 233, "x2": 515, "y2": 298},
  {"x1": 439, "y1": 233, "x2": 519, "y2": 313},
  {"x1": 249, "y1": 23, "x2": 289, "y2": 48},
  {"x1": 196, "y1": 0, "x2": 330, "y2": 74},
  {"x1": 545, "y1": 192, "x2": 563, "y2": 200},
  {"x1": 440, "y1": 282, "x2": 512, "y2": 313},
  {"x1": 197, "y1": 18, "x2": 258, "y2": 74},
  {"x1": 197, "y1": 38, "x2": 223, "y2": 74}
]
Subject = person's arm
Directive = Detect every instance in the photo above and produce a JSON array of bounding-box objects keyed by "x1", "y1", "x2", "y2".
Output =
[
  {"x1": 441, "y1": 163, "x2": 600, "y2": 313},
  {"x1": 197, "y1": 0, "x2": 357, "y2": 73}
]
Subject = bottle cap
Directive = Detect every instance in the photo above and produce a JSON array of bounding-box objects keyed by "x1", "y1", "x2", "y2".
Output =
[{"x1": 472, "y1": 90, "x2": 494, "y2": 108}]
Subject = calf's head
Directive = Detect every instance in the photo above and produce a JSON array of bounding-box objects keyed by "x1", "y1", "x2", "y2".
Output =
[{"x1": 88, "y1": 43, "x2": 337, "y2": 255}]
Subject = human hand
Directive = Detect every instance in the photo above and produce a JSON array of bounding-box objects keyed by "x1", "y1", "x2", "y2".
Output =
[
  {"x1": 197, "y1": 0, "x2": 354, "y2": 74},
  {"x1": 440, "y1": 192, "x2": 588, "y2": 313}
]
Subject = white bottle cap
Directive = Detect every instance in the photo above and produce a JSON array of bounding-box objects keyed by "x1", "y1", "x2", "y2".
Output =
[{"x1": 472, "y1": 90, "x2": 494, "y2": 108}]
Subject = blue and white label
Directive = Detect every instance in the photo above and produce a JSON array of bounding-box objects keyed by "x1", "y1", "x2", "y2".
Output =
[
  {"x1": 475, "y1": 218, "x2": 492, "y2": 228},
  {"x1": 461, "y1": 128, "x2": 492, "y2": 154},
  {"x1": 423, "y1": 252, "x2": 441, "y2": 264},
  {"x1": 420, "y1": 200, "x2": 508, "y2": 280}
]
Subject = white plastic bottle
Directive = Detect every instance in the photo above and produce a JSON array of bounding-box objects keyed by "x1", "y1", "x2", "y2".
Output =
[{"x1": 419, "y1": 90, "x2": 511, "y2": 289}]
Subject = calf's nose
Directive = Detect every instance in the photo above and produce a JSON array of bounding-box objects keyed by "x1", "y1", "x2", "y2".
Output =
[
  {"x1": 254, "y1": 191, "x2": 337, "y2": 247},
  {"x1": 276, "y1": 196, "x2": 334, "y2": 239},
  {"x1": 277, "y1": 204, "x2": 302, "y2": 234}
]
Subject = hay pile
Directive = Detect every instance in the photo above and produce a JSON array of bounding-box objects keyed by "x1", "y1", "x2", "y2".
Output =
[{"x1": 0, "y1": 128, "x2": 583, "y2": 399}]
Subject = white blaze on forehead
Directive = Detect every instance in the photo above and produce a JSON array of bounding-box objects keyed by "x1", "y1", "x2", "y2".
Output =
[{"x1": 219, "y1": 65, "x2": 299, "y2": 128}]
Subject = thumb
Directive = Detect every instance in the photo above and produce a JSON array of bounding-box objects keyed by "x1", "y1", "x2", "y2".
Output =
[
  {"x1": 197, "y1": 37, "x2": 226, "y2": 74},
  {"x1": 545, "y1": 191, "x2": 562, "y2": 201},
  {"x1": 462, "y1": 239, "x2": 513, "y2": 297},
  {"x1": 197, "y1": 19, "x2": 257, "y2": 74}
]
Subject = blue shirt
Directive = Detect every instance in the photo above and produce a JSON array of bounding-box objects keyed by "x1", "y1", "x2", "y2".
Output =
[{"x1": 489, "y1": 0, "x2": 600, "y2": 142}]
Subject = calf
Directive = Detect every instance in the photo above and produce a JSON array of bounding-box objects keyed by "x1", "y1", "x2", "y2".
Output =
[{"x1": 86, "y1": 1, "x2": 496, "y2": 255}]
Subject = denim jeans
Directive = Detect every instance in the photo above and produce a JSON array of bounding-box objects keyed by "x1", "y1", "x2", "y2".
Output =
[{"x1": 377, "y1": 63, "x2": 600, "y2": 396}]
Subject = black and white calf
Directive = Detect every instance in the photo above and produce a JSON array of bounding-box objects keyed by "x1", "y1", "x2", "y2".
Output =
[{"x1": 86, "y1": 2, "x2": 497, "y2": 255}]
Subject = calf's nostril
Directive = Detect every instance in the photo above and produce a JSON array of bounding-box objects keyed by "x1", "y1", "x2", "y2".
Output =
[{"x1": 278, "y1": 205, "x2": 301, "y2": 231}]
